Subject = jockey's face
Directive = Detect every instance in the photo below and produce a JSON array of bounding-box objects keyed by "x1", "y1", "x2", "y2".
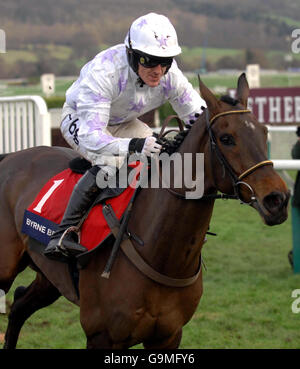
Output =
[{"x1": 138, "y1": 64, "x2": 167, "y2": 87}]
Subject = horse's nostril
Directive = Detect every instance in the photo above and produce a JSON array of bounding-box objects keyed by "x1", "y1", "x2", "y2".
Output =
[{"x1": 263, "y1": 192, "x2": 284, "y2": 213}]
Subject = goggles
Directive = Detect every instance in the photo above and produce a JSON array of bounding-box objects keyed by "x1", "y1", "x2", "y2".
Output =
[{"x1": 135, "y1": 51, "x2": 173, "y2": 69}]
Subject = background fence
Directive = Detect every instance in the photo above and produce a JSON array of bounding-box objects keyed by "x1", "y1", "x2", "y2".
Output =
[{"x1": 0, "y1": 96, "x2": 51, "y2": 153}]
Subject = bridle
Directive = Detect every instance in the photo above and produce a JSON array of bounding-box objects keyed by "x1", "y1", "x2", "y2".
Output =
[
  {"x1": 162, "y1": 108, "x2": 273, "y2": 204},
  {"x1": 204, "y1": 108, "x2": 273, "y2": 204}
]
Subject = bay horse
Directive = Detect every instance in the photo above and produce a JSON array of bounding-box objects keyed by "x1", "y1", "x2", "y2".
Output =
[{"x1": 0, "y1": 74, "x2": 289, "y2": 349}]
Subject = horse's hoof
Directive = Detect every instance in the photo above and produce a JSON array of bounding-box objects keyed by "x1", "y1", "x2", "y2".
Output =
[{"x1": 14, "y1": 286, "x2": 27, "y2": 301}]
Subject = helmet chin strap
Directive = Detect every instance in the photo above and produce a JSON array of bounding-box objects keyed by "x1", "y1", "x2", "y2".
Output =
[{"x1": 137, "y1": 76, "x2": 146, "y2": 87}]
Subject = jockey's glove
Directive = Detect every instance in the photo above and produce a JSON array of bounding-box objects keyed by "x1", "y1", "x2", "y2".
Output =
[{"x1": 129, "y1": 137, "x2": 162, "y2": 157}]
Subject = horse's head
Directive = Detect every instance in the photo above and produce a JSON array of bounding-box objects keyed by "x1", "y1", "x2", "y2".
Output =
[{"x1": 198, "y1": 73, "x2": 290, "y2": 226}]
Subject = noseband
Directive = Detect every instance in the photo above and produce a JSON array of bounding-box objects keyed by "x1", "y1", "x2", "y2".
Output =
[{"x1": 206, "y1": 108, "x2": 273, "y2": 204}]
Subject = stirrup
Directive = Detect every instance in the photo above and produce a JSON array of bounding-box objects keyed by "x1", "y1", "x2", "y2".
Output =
[
  {"x1": 58, "y1": 226, "x2": 87, "y2": 255},
  {"x1": 57, "y1": 226, "x2": 80, "y2": 247}
]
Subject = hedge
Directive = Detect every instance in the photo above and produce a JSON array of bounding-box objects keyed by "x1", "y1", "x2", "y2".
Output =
[{"x1": 44, "y1": 96, "x2": 65, "y2": 109}]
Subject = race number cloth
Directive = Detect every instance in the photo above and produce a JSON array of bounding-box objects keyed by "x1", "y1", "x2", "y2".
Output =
[{"x1": 21, "y1": 168, "x2": 136, "y2": 251}]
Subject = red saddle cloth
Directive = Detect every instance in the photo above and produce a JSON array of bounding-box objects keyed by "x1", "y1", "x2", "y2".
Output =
[{"x1": 22, "y1": 168, "x2": 137, "y2": 251}]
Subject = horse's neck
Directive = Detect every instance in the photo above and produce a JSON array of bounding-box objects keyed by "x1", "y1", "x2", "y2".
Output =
[
  {"x1": 129, "y1": 117, "x2": 216, "y2": 278},
  {"x1": 178, "y1": 114, "x2": 215, "y2": 194}
]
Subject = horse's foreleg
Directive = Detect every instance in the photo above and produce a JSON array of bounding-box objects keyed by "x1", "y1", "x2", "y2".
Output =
[
  {"x1": 86, "y1": 331, "x2": 133, "y2": 349},
  {"x1": 143, "y1": 329, "x2": 183, "y2": 349},
  {"x1": 86, "y1": 330, "x2": 114, "y2": 349},
  {"x1": 3, "y1": 272, "x2": 61, "y2": 349}
]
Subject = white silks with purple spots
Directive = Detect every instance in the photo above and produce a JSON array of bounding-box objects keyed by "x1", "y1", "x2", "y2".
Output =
[{"x1": 63, "y1": 43, "x2": 206, "y2": 160}]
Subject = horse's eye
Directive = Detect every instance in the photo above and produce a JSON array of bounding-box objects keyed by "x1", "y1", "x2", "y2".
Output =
[{"x1": 220, "y1": 134, "x2": 235, "y2": 146}]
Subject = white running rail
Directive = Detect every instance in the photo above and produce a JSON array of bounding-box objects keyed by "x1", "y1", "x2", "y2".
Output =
[
  {"x1": 0, "y1": 95, "x2": 51, "y2": 153},
  {"x1": 273, "y1": 160, "x2": 300, "y2": 170}
]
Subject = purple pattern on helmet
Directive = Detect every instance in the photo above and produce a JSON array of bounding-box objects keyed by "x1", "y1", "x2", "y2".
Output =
[
  {"x1": 157, "y1": 35, "x2": 168, "y2": 48},
  {"x1": 101, "y1": 49, "x2": 118, "y2": 64},
  {"x1": 129, "y1": 98, "x2": 145, "y2": 113},
  {"x1": 137, "y1": 18, "x2": 147, "y2": 28},
  {"x1": 118, "y1": 71, "x2": 128, "y2": 94},
  {"x1": 178, "y1": 89, "x2": 192, "y2": 105}
]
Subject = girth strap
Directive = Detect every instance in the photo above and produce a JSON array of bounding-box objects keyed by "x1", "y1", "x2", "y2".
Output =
[
  {"x1": 120, "y1": 239, "x2": 201, "y2": 288},
  {"x1": 102, "y1": 203, "x2": 201, "y2": 287}
]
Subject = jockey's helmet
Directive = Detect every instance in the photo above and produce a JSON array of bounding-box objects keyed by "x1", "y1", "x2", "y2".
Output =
[{"x1": 125, "y1": 13, "x2": 182, "y2": 75}]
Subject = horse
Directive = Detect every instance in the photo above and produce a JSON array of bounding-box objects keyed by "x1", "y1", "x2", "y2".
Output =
[{"x1": 0, "y1": 74, "x2": 289, "y2": 349}]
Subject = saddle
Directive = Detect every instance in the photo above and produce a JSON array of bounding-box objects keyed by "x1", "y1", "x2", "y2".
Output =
[{"x1": 22, "y1": 157, "x2": 140, "y2": 267}]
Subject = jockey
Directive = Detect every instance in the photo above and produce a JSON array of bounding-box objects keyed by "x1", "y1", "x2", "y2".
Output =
[{"x1": 44, "y1": 12, "x2": 207, "y2": 260}]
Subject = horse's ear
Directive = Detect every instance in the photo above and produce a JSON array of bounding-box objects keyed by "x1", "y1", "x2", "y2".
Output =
[
  {"x1": 236, "y1": 73, "x2": 249, "y2": 108},
  {"x1": 198, "y1": 75, "x2": 220, "y2": 114}
]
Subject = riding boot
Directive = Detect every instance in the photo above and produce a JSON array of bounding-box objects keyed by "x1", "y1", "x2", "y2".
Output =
[{"x1": 44, "y1": 167, "x2": 101, "y2": 261}]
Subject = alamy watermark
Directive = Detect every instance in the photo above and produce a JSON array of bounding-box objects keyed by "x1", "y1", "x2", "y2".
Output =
[
  {"x1": 95, "y1": 152, "x2": 205, "y2": 200},
  {"x1": 0, "y1": 289, "x2": 5, "y2": 314},
  {"x1": 291, "y1": 29, "x2": 300, "y2": 54},
  {"x1": 0, "y1": 29, "x2": 6, "y2": 53}
]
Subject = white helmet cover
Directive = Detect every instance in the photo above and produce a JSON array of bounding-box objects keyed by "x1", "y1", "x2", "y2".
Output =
[{"x1": 125, "y1": 13, "x2": 182, "y2": 58}]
